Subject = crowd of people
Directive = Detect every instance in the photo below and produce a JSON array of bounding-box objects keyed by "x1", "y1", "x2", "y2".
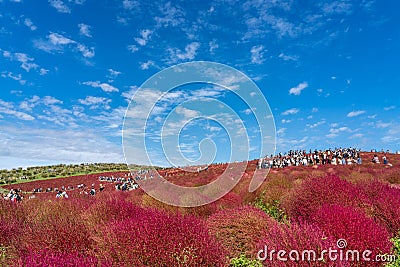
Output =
[
  {"x1": 258, "y1": 147, "x2": 392, "y2": 169},
  {"x1": 1, "y1": 149, "x2": 397, "y2": 202}
]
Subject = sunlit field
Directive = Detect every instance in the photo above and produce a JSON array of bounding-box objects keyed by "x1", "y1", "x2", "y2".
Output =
[{"x1": 1, "y1": 152, "x2": 399, "y2": 266}]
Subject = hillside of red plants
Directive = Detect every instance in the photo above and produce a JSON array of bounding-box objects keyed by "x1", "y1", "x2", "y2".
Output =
[{"x1": 1, "y1": 151, "x2": 400, "y2": 266}]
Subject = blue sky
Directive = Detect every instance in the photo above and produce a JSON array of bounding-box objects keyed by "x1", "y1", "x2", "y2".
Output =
[{"x1": 0, "y1": 0, "x2": 399, "y2": 169}]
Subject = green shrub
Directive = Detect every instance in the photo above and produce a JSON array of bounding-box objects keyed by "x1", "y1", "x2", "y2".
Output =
[
  {"x1": 255, "y1": 199, "x2": 288, "y2": 224},
  {"x1": 230, "y1": 255, "x2": 262, "y2": 267},
  {"x1": 386, "y1": 233, "x2": 400, "y2": 267}
]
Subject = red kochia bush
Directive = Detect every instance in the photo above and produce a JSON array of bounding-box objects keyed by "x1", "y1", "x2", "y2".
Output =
[
  {"x1": 97, "y1": 207, "x2": 227, "y2": 267},
  {"x1": 16, "y1": 250, "x2": 110, "y2": 267},
  {"x1": 207, "y1": 206, "x2": 279, "y2": 258},
  {"x1": 19, "y1": 199, "x2": 93, "y2": 255},
  {"x1": 359, "y1": 180, "x2": 400, "y2": 236},
  {"x1": 256, "y1": 222, "x2": 346, "y2": 267},
  {"x1": 282, "y1": 175, "x2": 371, "y2": 221},
  {"x1": 309, "y1": 204, "x2": 392, "y2": 266}
]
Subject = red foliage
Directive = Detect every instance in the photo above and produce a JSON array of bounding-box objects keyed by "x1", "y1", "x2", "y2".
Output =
[
  {"x1": 16, "y1": 250, "x2": 110, "y2": 267},
  {"x1": 19, "y1": 199, "x2": 94, "y2": 255},
  {"x1": 207, "y1": 206, "x2": 278, "y2": 258},
  {"x1": 359, "y1": 180, "x2": 400, "y2": 236},
  {"x1": 97, "y1": 205, "x2": 227, "y2": 267},
  {"x1": 282, "y1": 175, "x2": 371, "y2": 222},
  {"x1": 256, "y1": 222, "x2": 346, "y2": 267},
  {"x1": 309, "y1": 204, "x2": 392, "y2": 266}
]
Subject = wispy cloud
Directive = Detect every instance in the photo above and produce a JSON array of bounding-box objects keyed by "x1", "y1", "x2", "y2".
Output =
[
  {"x1": 122, "y1": 0, "x2": 138, "y2": 10},
  {"x1": 250, "y1": 45, "x2": 265, "y2": 64},
  {"x1": 107, "y1": 68, "x2": 121, "y2": 79},
  {"x1": 34, "y1": 32, "x2": 95, "y2": 58},
  {"x1": 155, "y1": 2, "x2": 185, "y2": 28},
  {"x1": 140, "y1": 60, "x2": 156, "y2": 70},
  {"x1": 326, "y1": 126, "x2": 350, "y2": 138},
  {"x1": 78, "y1": 23, "x2": 92, "y2": 37},
  {"x1": 48, "y1": 0, "x2": 71, "y2": 13},
  {"x1": 307, "y1": 120, "x2": 326, "y2": 129},
  {"x1": 321, "y1": 0, "x2": 353, "y2": 15},
  {"x1": 278, "y1": 53, "x2": 298, "y2": 61},
  {"x1": 1, "y1": 50, "x2": 48, "y2": 76},
  {"x1": 384, "y1": 105, "x2": 396, "y2": 111},
  {"x1": 82, "y1": 81, "x2": 119, "y2": 92},
  {"x1": 1, "y1": 71, "x2": 26, "y2": 85},
  {"x1": 347, "y1": 110, "x2": 366, "y2": 117},
  {"x1": 289, "y1": 82, "x2": 308, "y2": 96},
  {"x1": 282, "y1": 108, "x2": 299, "y2": 116},
  {"x1": 78, "y1": 96, "x2": 111, "y2": 109},
  {"x1": 134, "y1": 29, "x2": 152, "y2": 46},
  {"x1": 0, "y1": 99, "x2": 35, "y2": 121},
  {"x1": 168, "y1": 42, "x2": 200, "y2": 63},
  {"x1": 23, "y1": 18, "x2": 37, "y2": 31},
  {"x1": 175, "y1": 106, "x2": 200, "y2": 118}
]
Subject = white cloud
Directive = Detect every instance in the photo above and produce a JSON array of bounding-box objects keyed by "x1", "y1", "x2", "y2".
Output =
[
  {"x1": 322, "y1": 1, "x2": 353, "y2": 15},
  {"x1": 312, "y1": 107, "x2": 319, "y2": 113},
  {"x1": 40, "y1": 68, "x2": 49, "y2": 75},
  {"x1": 243, "y1": 108, "x2": 252, "y2": 115},
  {"x1": 0, "y1": 99, "x2": 35, "y2": 121},
  {"x1": 0, "y1": 126, "x2": 124, "y2": 169},
  {"x1": 349, "y1": 133, "x2": 364, "y2": 139},
  {"x1": 209, "y1": 40, "x2": 218, "y2": 53},
  {"x1": 140, "y1": 60, "x2": 156, "y2": 70},
  {"x1": 42, "y1": 96, "x2": 63, "y2": 106},
  {"x1": 278, "y1": 53, "x2": 298, "y2": 61},
  {"x1": 327, "y1": 126, "x2": 350, "y2": 138},
  {"x1": 376, "y1": 121, "x2": 392, "y2": 129},
  {"x1": 127, "y1": 45, "x2": 139, "y2": 53},
  {"x1": 122, "y1": 0, "x2": 138, "y2": 10},
  {"x1": 289, "y1": 82, "x2": 308, "y2": 95},
  {"x1": 384, "y1": 106, "x2": 396, "y2": 111},
  {"x1": 48, "y1": 32, "x2": 75, "y2": 45},
  {"x1": 77, "y1": 43, "x2": 95, "y2": 58},
  {"x1": 250, "y1": 45, "x2": 265, "y2": 64},
  {"x1": 108, "y1": 68, "x2": 122, "y2": 79},
  {"x1": 35, "y1": 32, "x2": 95, "y2": 58},
  {"x1": 175, "y1": 106, "x2": 200, "y2": 118},
  {"x1": 308, "y1": 120, "x2": 326, "y2": 129},
  {"x1": 1, "y1": 71, "x2": 26, "y2": 85},
  {"x1": 82, "y1": 81, "x2": 119, "y2": 92},
  {"x1": 155, "y1": 2, "x2": 185, "y2": 28},
  {"x1": 24, "y1": 18, "x2": 37, "y2": 31},
  {"x1": 78, "y1": 96, "x2": 111, "y2": 109},
  {"x1": 277, "y1": 128, "x2": 286, "y2": 135},
  {"x1": 347, "y1": 110, "x2": 366, "y2": 117},
  {"x1": 134, "y1": 29, "x2": 152, "y2": 46},
  {"x1": 168, "y1": 42, "x2": 200, "y2": 62},
  {"x1": 48, "y1": 0, "x2": 71, "y2": 13},
  {"x1": 282, "y1": 108, "x2": 299, "y2": 115},
  {"x1": 121, "y1": 86, "x2": 138, "y2": 102},
  {"x1": 1, "y1": 50, "x2": 42, "y2": 73},
  {"x1": 78, "y1": 23, "x2": 92, "y2": 37}
]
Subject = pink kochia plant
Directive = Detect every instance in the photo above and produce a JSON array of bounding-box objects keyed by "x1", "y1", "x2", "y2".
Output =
[
  {"x1": 256, "y1": 222, "x2": 347, "y2": 267},
  {"x1": 309, "y1": 204, "x2": 392, "y2": 266},
  {"x1": 207, "y1": 206, "x2": 278, "y2": 258},
  {"x1": 359, "y1": 180, "x2": 400, "y2": 236},
  {"x1": 97, "y1": 205, "x2": 227, "y2": 267},
  {"x1": 17, "y1": 250, "x2": 111, "y2": 267},
  {"x1": 282, "y1": 175, "x2": 371, "y2": 221}
]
